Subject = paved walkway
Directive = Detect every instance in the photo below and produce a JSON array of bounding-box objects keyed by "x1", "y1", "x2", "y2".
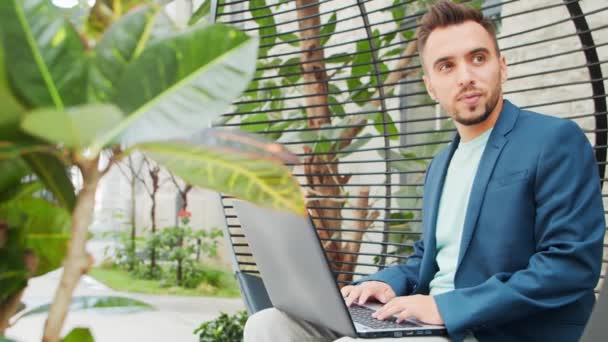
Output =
[{"x1": 5, "y1": 267, "x2": 245, "y2": 342}]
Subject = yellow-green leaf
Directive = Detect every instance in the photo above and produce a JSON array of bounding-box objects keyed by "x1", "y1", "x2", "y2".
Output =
[{"x1": 138, "y1": 141, "x2": 305, "y2": 215}]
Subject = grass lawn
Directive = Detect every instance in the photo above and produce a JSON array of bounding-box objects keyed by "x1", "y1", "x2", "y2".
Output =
[{"x1": 89, "y1": 265, "x2": 241, "y2": 298}]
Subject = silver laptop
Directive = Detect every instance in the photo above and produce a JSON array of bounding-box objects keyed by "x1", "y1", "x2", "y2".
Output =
[{"x1": 233, "y1": 200, "x2": 447, "y2": 338}]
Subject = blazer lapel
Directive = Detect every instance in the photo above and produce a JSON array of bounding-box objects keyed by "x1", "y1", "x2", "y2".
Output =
[
  {"x1": 421, "y1": 139, "x2": 458, "y2": 282},
  {"x1": 456, "y1": 100, "x2": 519, "y2": 270}
]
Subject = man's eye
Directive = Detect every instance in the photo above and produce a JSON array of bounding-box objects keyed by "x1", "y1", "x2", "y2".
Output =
[
  {"x1": 438, "y1": 63, "x2": 452, "y2": 72},
  {"x1": 473, "y1": 55, "x2": 486, "y2": 63}
]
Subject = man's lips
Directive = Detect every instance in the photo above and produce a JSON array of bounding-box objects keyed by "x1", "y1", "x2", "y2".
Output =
[{"x1": 458, "y1": 92, "x2": 482, "y2": 106}]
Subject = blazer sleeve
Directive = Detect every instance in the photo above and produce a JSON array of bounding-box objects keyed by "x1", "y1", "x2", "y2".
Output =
[
  {"x1": 351, "y1": 160, "x2": 435, "y2": 296},
  {"x1": 434, "y1": 120, "x2": 606, "y2": 335},
  {"x1": 352, "y1": 239, "x2": 425, "y2": 296}
]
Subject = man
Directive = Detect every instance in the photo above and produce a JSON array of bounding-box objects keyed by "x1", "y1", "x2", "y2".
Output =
[{"x1": 244, "y1": 1, "x2": 606, "y2": 341}]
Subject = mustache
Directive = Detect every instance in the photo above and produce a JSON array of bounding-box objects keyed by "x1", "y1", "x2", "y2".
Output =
[{"x1": 456, "y1": 86, "x2": 483, "y2": 99}]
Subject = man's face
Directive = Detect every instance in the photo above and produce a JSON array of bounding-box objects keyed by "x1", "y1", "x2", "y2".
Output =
[{"x1": 421, "y1": 21, "x2": 507, "y2": 126}]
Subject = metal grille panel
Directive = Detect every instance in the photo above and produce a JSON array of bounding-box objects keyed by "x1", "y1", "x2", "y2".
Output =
[{"x1": 211, "y1": 0, "x2": 608, "y2": 289}]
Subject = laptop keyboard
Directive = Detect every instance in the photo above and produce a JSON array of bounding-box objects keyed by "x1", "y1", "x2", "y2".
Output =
[{"x1": 349, "y1": 304, "x2": 422, "y2": 330}]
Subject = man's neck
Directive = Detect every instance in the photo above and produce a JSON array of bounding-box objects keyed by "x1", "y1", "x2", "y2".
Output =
[{"x1": 456, "y1": 97, "x2": 504, "y2": 142}]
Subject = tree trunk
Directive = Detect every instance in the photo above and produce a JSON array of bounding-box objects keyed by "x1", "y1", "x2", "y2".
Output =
[
  {"x1": 177, "y1": 258, "x2": 182, "y2": 286},
  {"x1": 43, "y1": 159, "x2": 100, "y2": 342},
  {"x1": 149, "y1": 167, "x2": 160, "y2": 272},
  {"x1": 336, "y1": 187, "x2": 379, "y2": 283},
  {"x1": 129, "y1": 176, "x2": 137, "y2": 271},
  {"x1": 295, "y1": 0, "x2": 342, "y2": 267},
  {"x1": 294, "y1": 1, "x2": 386, "y2": 284},
  {"x1": 150, "y1": 192, "x2": 157, "y2": 271},
  {"x1": 175, "y1": 182, "x2": 191, "y2": 286}
]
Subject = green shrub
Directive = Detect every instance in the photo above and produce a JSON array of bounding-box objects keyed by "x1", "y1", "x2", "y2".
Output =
[{"x1": 194, "y1": 311, "x2": 248, "y2": 342}]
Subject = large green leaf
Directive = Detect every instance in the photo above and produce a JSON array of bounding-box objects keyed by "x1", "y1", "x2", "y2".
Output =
[
  {"x1": 0, "y1": 212, "x2": 28, "y2": 304},
  {"x1": 22, "y1": 153, "x2": 76, "y2": 211},
  {"x1": 89, "y1": 5, "x2": 160, "y2": 102},
  {"x1": 0, "y1": 0, "x2": 87, "y2": 109},
  {"x1": 91, "y1": 24, "x2": 258, "y2": 154},
  {"x1": 0, "y1": 158, "x2": 29, "y2": 203},
  {"x1": 0, "y1": 141, "x2": 51, "y2": 161},
  {"x1": 62, "y1": 328, "x2": 93, "y2": 342},
  {"x1": 0, "y1": 196, "x2": 71, "y2": 276},
  {"x1": 137, "y1": 140, "x2": 305, "y2": 215},
  {"x1": 189, "y1": 0, "x2": 212, "y2": 26},
  {"x1": 0, "y1": 38, "x2": 25, "y2": 140},
  {"x1": 21, "y1": 104, "x2": 124, "y2": 152},
  {"x1": 0, "y1": 141, "x2": 76, "y2": 211}
]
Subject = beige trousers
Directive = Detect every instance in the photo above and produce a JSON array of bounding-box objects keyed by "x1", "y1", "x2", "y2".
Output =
[{"x1": 243, "y1": 308, "x2": 459, "y2": 342}]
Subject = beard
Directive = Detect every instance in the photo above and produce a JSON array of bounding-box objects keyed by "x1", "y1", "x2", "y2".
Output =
[{"x1": 452, "y1": 85, "x2": 501, "y2": 126}]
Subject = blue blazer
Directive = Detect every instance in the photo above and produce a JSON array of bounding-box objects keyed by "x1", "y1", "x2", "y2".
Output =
[{"x1": 359, "y1": 100, "x2": 606, "y2": 341}]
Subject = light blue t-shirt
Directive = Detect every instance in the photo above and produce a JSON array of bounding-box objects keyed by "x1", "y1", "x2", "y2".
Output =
[{"x1": 429, "y1": 128, "x2": 493, "y2": 296}]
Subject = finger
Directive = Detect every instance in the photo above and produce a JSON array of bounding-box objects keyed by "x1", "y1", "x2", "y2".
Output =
[
  {"x1": 375, "y1": 301, "x2": 404, "y2": 320},
  {"x1": 345, "y1": 287, "x2": 361, "y2": 307},
  {"x1": 371, "y1": 285, "x2": 391, "y2": 303},
  {"x1": 376, "y1": 287, "x2": 391, "y2": 303},
  {"x1": 372, "y1": 301, "x2": 393, "y2": 319},
  {"x1": 396, "y1": 309, "x2": 412, "y2": 324},
  {"x1": 383, "y1": 288, "x2": 396, "y2": 302},
  {"x1": 358, "y1": 288, "x2": 372, "y2": 305},
  {"x1": 341, "y1": 285, "x2": 352, "y2": 298}
]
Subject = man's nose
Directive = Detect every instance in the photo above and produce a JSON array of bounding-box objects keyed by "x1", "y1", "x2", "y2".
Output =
[{"x1": 457, "y1": 64, "x2": 475, "y2": 87}]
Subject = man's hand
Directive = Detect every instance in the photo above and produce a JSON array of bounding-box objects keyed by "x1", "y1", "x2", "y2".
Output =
[
  {"x1": 340, "y1": 281, "x2": 396, "y2": 307},
  {"x1": 372, "y1": 295, "x2": 444, "y2": 325}
]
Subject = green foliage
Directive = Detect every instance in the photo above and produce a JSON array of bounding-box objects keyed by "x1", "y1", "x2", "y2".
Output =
[
  {"x1": 189, "y1": 0, "x2": 212, "y2": 26},
  {"x1": 249, "y1": 0, "x2": 276, "y2": 58},
  {"x1": 0, "y1": 159, "x2": 29, "y2": 202},
  {"x1": 278, "y1": 57, "x2": 302, "y2": 85},
  {"x1": 22, "y1": 153, "x2": 75, "y2": 211},
  {"x1": 21, "y1": 104, "x2": 124, "y2": 151},
  {"x1": 90, "y1": 265, "x2": 240, "y2": 297},
  {"x1": 0, "y1": 195, "x2": 71, "y2": 276},
  {"x1": 154, "y1": 214, "x2": 223, "y2": 288},
  {"x1": 88, "y1": 5, "x2": 160, "y2": 102},
  {"x1": 103, "y1": 24, "x2": 258, "y2": 151},
  {"x1": 194, "y1": 311, "x2": 248, "y2": 342},
  {"x1": 0, "y1": 41, "x2": 24, "y2": 141},
  {"x1": 108, "y1": 211, "x2": 225, "y2": 289},
  {"x1": 0, "y1": 0, "x2": 87, "y2": 109},
  {"x1": 1, "y1": 1, "x2": 301, "y2": 217},
  {"x1": 61, "y1": 327, "x2": 94, "y2": 342},
  {"x1": 320, "y1": 12, "x2": 337, "y2": 46},
  {"x1": 0, "y1": 0, "x2": 305, "y2": 336},
  {"x1": 103, "y1": 229, "x2": 144, "y2": 272},
  {"x1": 0, "y1": 180, "x2": 71, "y2": 303}
]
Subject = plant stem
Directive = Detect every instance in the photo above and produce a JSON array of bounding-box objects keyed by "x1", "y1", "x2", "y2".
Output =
[
  {"x1": 0, "y1": 289, "x2": 25, "y2": 334},
  {"x1": 42, "y1": 158, "x2": 101, "y2": 342}
]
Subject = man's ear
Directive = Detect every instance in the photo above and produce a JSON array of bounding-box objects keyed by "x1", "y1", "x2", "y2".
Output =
[
  {"x1": 423, "y1": 74, "x2": 436, "y2": 101},
  {"x1": 499, "y1": 55, "x2": 508, "y2": 84}
]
